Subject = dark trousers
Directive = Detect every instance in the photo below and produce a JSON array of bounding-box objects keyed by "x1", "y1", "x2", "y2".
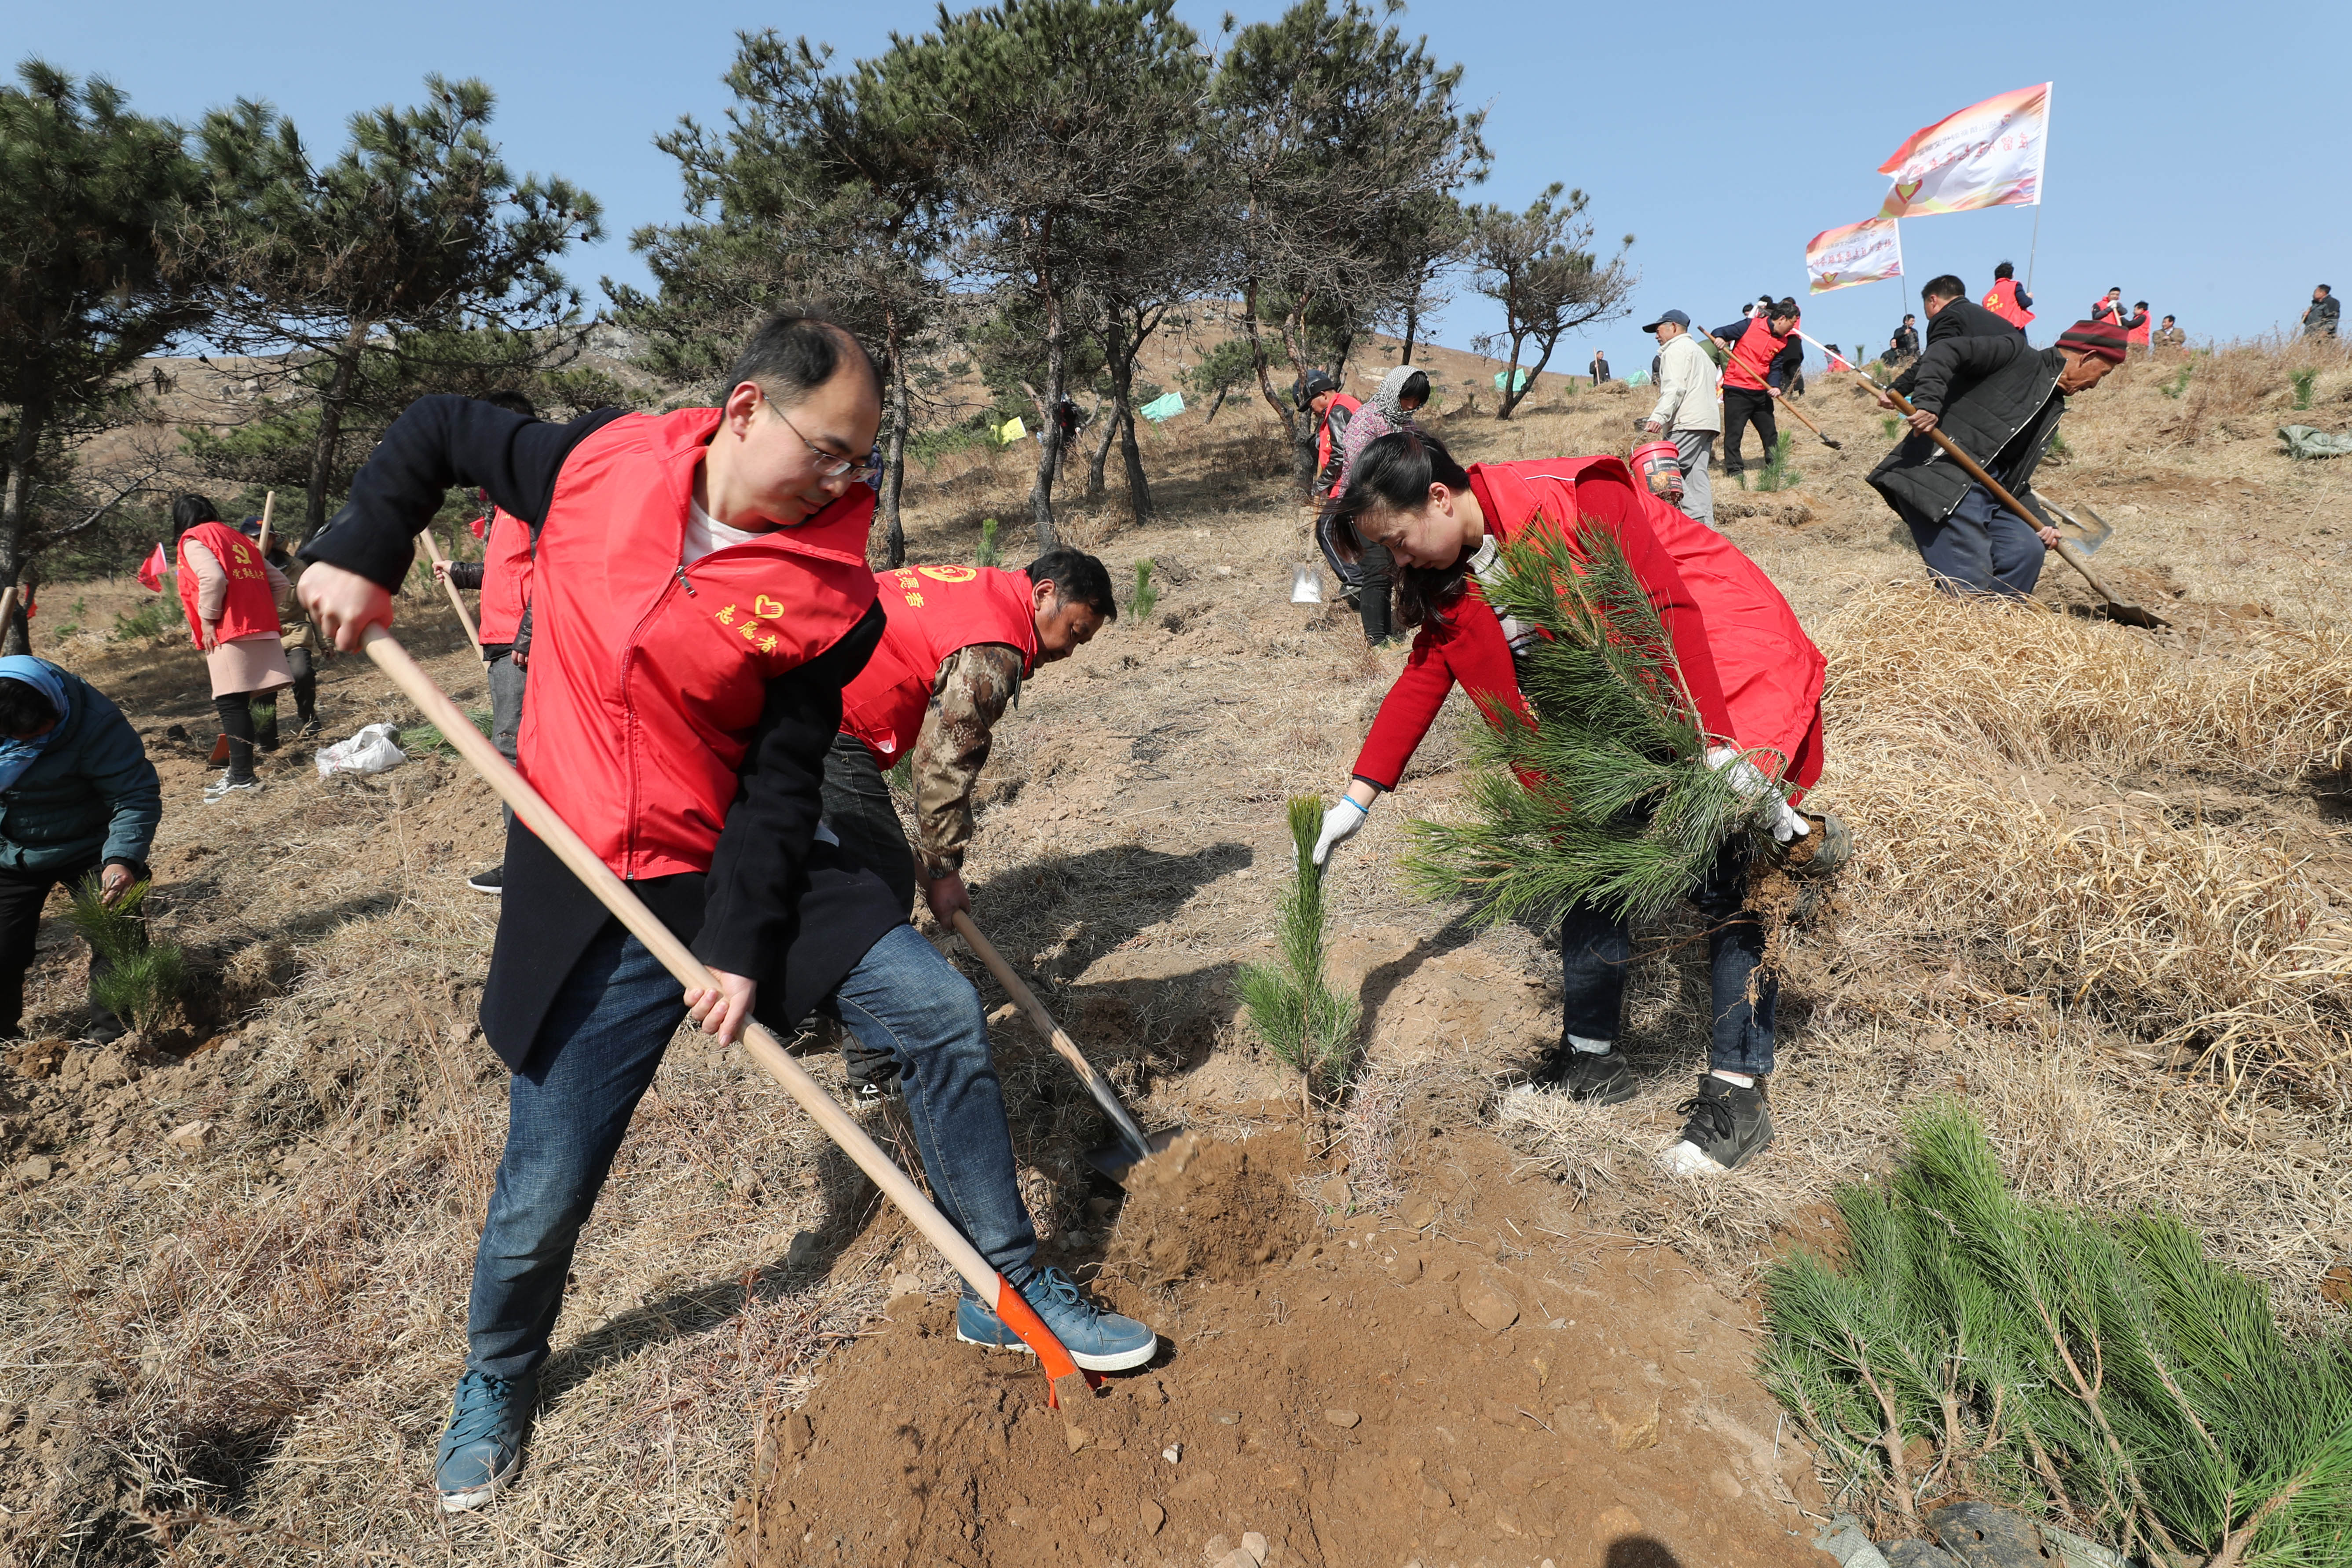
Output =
[
  {"x1": 0, "y1": 857, "x2": 100, "y2": 1038},
  {"x1": 1558, "y1": 843, "x2": 1776, "y2": 1077},
  {"x1": 487, "y1": 651, "x2": 526, "y2": 835},
  {"x1": 1898, "y1": 484, "x2": 2048, "y2": 598},
  {"x1": 213, "y1": 694, "x2": 258, "y2": 784},
  {"x1": 1722, "y1": 388, "x2": 1779, "y2": 473},
  {"x1": 1356, "y1": 541, "x2": 1394, "y2": 642},
  {"x1": 465, "y1": 920, "x2": 1035, "y2": 1381},
  {"x1": 254, "y1": 650, "x2": 317, "y2": 751}
]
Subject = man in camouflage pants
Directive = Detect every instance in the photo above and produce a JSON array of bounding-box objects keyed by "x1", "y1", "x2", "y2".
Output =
[{"x1": 822, "y1": 549, "x2": 1117, "y2": 1098}]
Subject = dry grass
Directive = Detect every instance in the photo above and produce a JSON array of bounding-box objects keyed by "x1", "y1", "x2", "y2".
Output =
[{"x1": 1815, "y1": 589, "x2": 2352, "y2": 1099}]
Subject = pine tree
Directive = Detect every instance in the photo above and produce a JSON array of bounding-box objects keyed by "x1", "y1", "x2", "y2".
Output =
[
  {"x1": 1239, "y1": 797, "x2": 1361, "y2": 1099},
  {"x1": 1401, "y1": 518, "x2": 1782, "y2": 927}
]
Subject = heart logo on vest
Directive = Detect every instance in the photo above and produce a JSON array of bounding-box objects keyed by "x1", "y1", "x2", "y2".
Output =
[{"x1": 754, "y1": 595, "x2": 786, "y2": 619}]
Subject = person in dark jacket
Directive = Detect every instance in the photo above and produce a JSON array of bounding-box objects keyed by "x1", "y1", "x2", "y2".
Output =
[
  {"x1": 1891, "y1": 276, "x2": 2022, "y2": 398},
  {"x1": 1888, "y1": 315, "x2": 1920, "y2": 363},
  {"x1": 0, "y1": 659, "x2": 161, "y2": 1040},
  {"x1": 2304, "y1": 285, "x2": 2340, "y2": 339},
  {"x1": 1868, "y1": 319, "x2": 2129, "y2": 597},
  {"x1": 297, "y1": 311, "x2": 1158, "y2": 1515}
]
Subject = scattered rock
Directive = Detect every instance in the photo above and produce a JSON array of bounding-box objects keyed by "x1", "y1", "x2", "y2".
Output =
[
  {"x1": 1161, "y1": 1443, "x2": 1180, "y2": 1463},
  {"x1": 1213, "y1": 1409, "x2": 1241, "y2": 1425},
  {"x1": 1203, "y1": 1532, "x2": 1231, "y2": 1562},
  {"x1": 780, "y1": 1411, "x2": 812, "y2": 1460},
  {"x1": 1063, "y1": 1422, "x2": 1090, "y2": 1454},
  {"x1": 2321, "y1": 1263, "x2": 2352, "y2": 1308},
  {"x1": 1459, "y1": 1276, "x2": 1520, "y2": 1333},
  {"x1": 1404, "y1": 1198, "x2": 1438, "y2": 1228},
  {"x1": 1386, "y1": 1252, "x2": 1423, "y2": 1284},
  {"x1": 1323, "y1": 1408, "x2": 1360, "y2": 1428},
  {"x1": 1592, "y1": 1503, "x2": 1646, "y2": 1539},
  {"x1": 14, "y1": 1154, "x2": 51, "y2": 1183},
  {"x1": 1316, "y1": 1174, "x2": 1349, "y2": 1207},
  {"x1": 163, "y1": 1120, "x2": 214, "y2": 1158},
  {"x1": 1597, "y1": 1396, "x2": 1661, "y2": 1452},
  {"x1": 887, "y1": 1271, "x2": 924, "y2": 1299},
  {"x1": 1139, "y1": 1499, "x2": 1165, "y2": 1535},
  {"x1": 1241, "y1": 1532, "x2": 1269, "y2": 1565}
]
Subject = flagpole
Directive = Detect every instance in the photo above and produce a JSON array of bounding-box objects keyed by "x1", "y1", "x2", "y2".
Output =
[
  {"x1": 2026, "y1": 81, "x2": 2051, "y2": 296},
  {"x1": 2026, "y1": 202, "x2": 2042, "y2": 295}
]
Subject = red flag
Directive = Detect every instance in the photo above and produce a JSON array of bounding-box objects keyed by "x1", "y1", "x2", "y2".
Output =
[
  {"x1": 136, "y1": 543, "x2": 167, "y2": 593},
  {"x1": 470, "y1": 513, "x2": 488, "y2": 542}
]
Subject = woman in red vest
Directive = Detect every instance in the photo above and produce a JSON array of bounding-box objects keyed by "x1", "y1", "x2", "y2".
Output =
[
  {"x1": 170, "y1": 494, "x2": 291, "y2": 803},
  {"x1": 297, "y1": 311, "x2": 1156, "y2": 1514},
  {"x1": 1311, "y1": 432, "x2": 1827, "y2": 1176}
]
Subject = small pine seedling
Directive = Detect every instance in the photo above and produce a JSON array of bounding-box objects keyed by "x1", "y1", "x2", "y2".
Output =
[
  {"x1": 2290, "y1": 368, "x2": 2319, "y2": 410},
  {"x1": 975, "y1": 517, "x2": 1001, "y2": 568},
  {"x1": 67, "y1": 879, "x2": 186, "y2": 1034},
  {"x1": 111, "y1": 602, "x2": 165, "y2": 642},
  {"x1": 1237, "y1": 796, "x2": 1362, "y2": 1098},
  {"x1": 1880, "y1": 414, "x2": 1903, "y2": 441},
  {"x1": 2161, "y1": 365, "x2": 2193, "y2": 398},
  {"x1": 1755, "y1": 431, "x2": 1801, "y2": 493},
  {"x1": 1130, "y1": 558, "x2": 1158, "y2": 620}
]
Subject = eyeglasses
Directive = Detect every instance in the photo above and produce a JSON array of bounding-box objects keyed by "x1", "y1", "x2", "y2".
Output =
[{"x1": 772, "y1": 405, "x2": 882, "y2": 489}]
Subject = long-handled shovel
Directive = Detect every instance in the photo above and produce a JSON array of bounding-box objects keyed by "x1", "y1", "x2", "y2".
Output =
[
  {"x1": 949, "y1": 909, "x2": 1177, "y2": 1186},
  {"x1": 1763, "y1": 388, "x2": 1842, "y2": 451},
  {"x1": 359, "y1": 624, "x2": 1096, "y2": 1408},
  {"x1": 255, "y1": 490, "x2": 275, "y2": 558},
  {"x1": 419, "y1": 531, "x2": 483, "y2": 656},
  {"x1": 1873, "y1": 385, "x2": 2169, "y2": 629}
]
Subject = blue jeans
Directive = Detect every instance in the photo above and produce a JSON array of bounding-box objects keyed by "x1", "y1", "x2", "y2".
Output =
[
  {"x1": 1899, "y1": 483, "x2": 2047, "y2": 598},
  {"x1": 465, "y1": 922, "x2": 1037, "y2": 1382},
  {"x1": 1557, "y1": 843, "x2": 1775, "y2": 1077}
]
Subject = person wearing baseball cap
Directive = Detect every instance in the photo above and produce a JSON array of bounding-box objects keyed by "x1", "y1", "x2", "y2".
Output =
[
  {"x1": 1639, "y1": 310, "x2": 1723, "y2": 530},
  {"x1": 1867, "y1": 319, "x2": 2126, "y2": 598}
]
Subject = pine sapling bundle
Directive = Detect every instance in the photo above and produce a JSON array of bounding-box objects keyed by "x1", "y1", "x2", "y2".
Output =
[
  {"x1": 66, "y1": 877, "x2": 186, "y2": 1033},
  {"x1": 1403, "y1": 517, "x2": 1780, "y2": 927},
  {"x1": 1238, "y1": 797, "x2": 1362, "y2": 1097}
]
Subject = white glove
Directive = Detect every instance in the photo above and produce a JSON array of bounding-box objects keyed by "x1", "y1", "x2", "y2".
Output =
[
  {"x1": 1310, "y1": 795, "x2": 1370, "y2": 867},
  {"x1": 1706, "y1": 745, "x2": 1811, "y2": 845}
]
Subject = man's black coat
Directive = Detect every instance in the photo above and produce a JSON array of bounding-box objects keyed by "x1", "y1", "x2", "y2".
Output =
[{"x1": 1868, "y1": 333, "x2": 2067, "y2": 527}]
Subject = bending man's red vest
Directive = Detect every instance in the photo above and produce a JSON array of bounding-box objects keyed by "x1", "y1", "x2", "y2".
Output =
[
  {"x1": 1721, "y1": 317, "x2": 1795, "y2": 393},
  {"x1": 842, "y1": 565, "x2": 1040, "y2": 764},
  {"x1": 516, "y1": 406, "x2": 879, "y2": 880},
  {"x1": 1982, "y1": 278, "x2": 2035, "y2": 328},
  {"x1": 477, "y1": 507, "x2": 535, "y2": 647},
  {"x1": 174, "y1": 521, "x2": 281, "y2": 647}
]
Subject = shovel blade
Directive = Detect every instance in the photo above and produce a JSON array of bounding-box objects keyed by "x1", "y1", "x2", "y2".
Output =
[
  {"x1": 2066, "y1": 503, "x2": 2115, "y2": 556},
  {"x1": 1085, "y1": 1127, "x2": 1185, "y2": 1188}
]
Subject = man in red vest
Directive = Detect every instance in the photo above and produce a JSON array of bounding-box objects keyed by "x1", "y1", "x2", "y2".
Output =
[
  {"x1": 432, "y1": 389, "x2": 541, "y2": 895},
  {"x1": 826, "y1": 550, "x2": 1116, "y2": 1097},
  {"x1": 2122, "y1": 301, "x2": 2152, "y2": 350},
  {"x1": 2091, "y1": 287, "x2": 2125, "y2": 326},
  {"x1": 298, "y1": 311, "x2": 1157, "y2": 1515},
  {"x1": 1709, "y1": 298, "x2": 1802, "y2": 478},
  {"x1": 1304, "y1": 369, "x2": 1359, "y2": 498},
  {"x1": 1980, "y1": 261, "x2": 2035, "y2": 328}
]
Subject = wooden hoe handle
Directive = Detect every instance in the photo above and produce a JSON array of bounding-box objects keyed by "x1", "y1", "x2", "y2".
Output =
[
  {"x1": 418, "y1": 530, "x2": 483, "y2": 656},
  {"x1": 950, "y1": 909, "x2": 1154, "y2": 1161},
  {"x1": 360, "y1": 625, "x2": 1091, "y2": 1407}
]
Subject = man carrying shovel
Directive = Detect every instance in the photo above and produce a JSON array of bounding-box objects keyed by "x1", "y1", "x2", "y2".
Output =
[
  {"x1": 1868, "y1": 318, "x2": 2128, "y2": 598},
  {"x1": 297, "y1": 310, "x2": 1156, "y2": 1516},
  {"x1": 824, "y1": 549, "x2": 1117, "y2": 1099}
]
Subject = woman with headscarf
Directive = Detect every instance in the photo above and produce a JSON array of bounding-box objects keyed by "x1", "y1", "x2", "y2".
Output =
[
  {"x1": 0, "y1": 656, "x2": 161, "y2": 1040},
  {"x1": 1324, "y1": 366, "x2": 1429, "y2": 644},
  {"x1": 169, "y1": 494, "x2": 293, "y2": 802}
]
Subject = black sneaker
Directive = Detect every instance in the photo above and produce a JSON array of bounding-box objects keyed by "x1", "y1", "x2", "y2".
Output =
[
  {"x1": 466, "y1": 866, "x2": 504, "y2": 895},
  {"x1": 1526, "y1": 1046, "x2": 1637, "y2": 1104},
  {"x1": 1660, "y1": 1074, "x2": 1773, "y2": 1173}
]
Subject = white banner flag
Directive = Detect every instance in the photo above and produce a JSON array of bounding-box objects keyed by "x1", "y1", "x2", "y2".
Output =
[
  {"x1": 1879, "y1": 83, "x2": 2050, "y2": 217},
  {"x1": 1806, "y1": 217, "x2": 1904, "y2": 294}
]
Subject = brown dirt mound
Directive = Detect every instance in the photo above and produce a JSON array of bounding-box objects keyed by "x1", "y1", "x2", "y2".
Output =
[
  {"x1": 726, "y1": 1128, "x2": 1829, "y2": 1568},
  {"x1": 1104, "y1": 1130, "x2": 1307, "y2": 1286}
]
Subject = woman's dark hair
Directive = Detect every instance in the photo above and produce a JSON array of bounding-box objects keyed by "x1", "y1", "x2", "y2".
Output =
[
  {"x1": 1398, "y1": 370, "x2": 1430, "y2": 407},
  {"x1": 1320, "y1": 430, "x2": 1476, "y2": 630},
  {"x1": 170, "y1": 494, "x2": 220, "y2": 538},
  {"x1": 0, "y1": 677, "x2": 59, "y2": 737},
  {"x1": 1025, "y1": 549, "x2": 1117, "y2": 621}
]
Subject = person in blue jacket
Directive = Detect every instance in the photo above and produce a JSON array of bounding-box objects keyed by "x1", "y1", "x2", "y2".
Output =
[{"x1": 0, "y1": 657, "x2": 161, "y2": 1040}]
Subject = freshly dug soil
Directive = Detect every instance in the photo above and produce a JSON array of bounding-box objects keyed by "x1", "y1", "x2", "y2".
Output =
[
  {"x1": 1104, "y1": 1131, "x2": 1308, "y2": 1286},
  {"x1": 727, "y1": 1127, "x2": 1829, "y2": 1568}
]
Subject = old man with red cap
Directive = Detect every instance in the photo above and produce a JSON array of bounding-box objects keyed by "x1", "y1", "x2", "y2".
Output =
[{"x1": 1867, "y1": 318, "x2": 2129, "y2": 597}]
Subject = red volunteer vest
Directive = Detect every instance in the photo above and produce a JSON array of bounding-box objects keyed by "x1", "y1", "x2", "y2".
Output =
[
  {"x1": 1354, "y1": 458, "x2": 1825, "y2": 800},
  {"x1": 1722, "y1": 317, "x2": 1795, "y2": 392},
  {"x1": 2092, "y1": 297, "x2": 2121, "y2": 324},
  {"x1": 2125, "y1": 311, "x2": 2151, "y2": 347},
  {"x1": 476, "y1": 506, "x2": 534, "y2": 646},
  {"x1": 174, "y1": 521, "x2": 281, "y2": 647},
  {"x1": 840, "y1": 566, "x2": 1040, "y2": 765},
  {"x1": 1982, "y1": 278, "x2": 2036, "y2": 328},
  {"x1": 1315, "y1": 393, "x2": 1362, "y2": 495},
  {"x1": 516, "y1": 407, "x2": 879, "y2": 881}
]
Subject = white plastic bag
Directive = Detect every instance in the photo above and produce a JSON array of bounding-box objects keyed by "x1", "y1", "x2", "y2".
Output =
[
  {"x1": 314, "y1": 722, "x2": 408, "y2": 779},
  {"x1": 1290, "y1": 563, "x2": 1324, "y2": 604}
]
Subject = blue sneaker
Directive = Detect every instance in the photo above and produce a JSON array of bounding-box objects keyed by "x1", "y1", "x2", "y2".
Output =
[
  {"x1": 956, "y1": 1266, "x2": 1159, "y2": 1372},
  {"x1": 435, "y1": 1368, "x2": 536, "y2": 1513}
]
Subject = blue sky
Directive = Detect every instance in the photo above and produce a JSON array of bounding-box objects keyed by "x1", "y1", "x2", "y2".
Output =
[{"x1": 15, "y1": 1, "x2": 2341, "y2": 372}]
